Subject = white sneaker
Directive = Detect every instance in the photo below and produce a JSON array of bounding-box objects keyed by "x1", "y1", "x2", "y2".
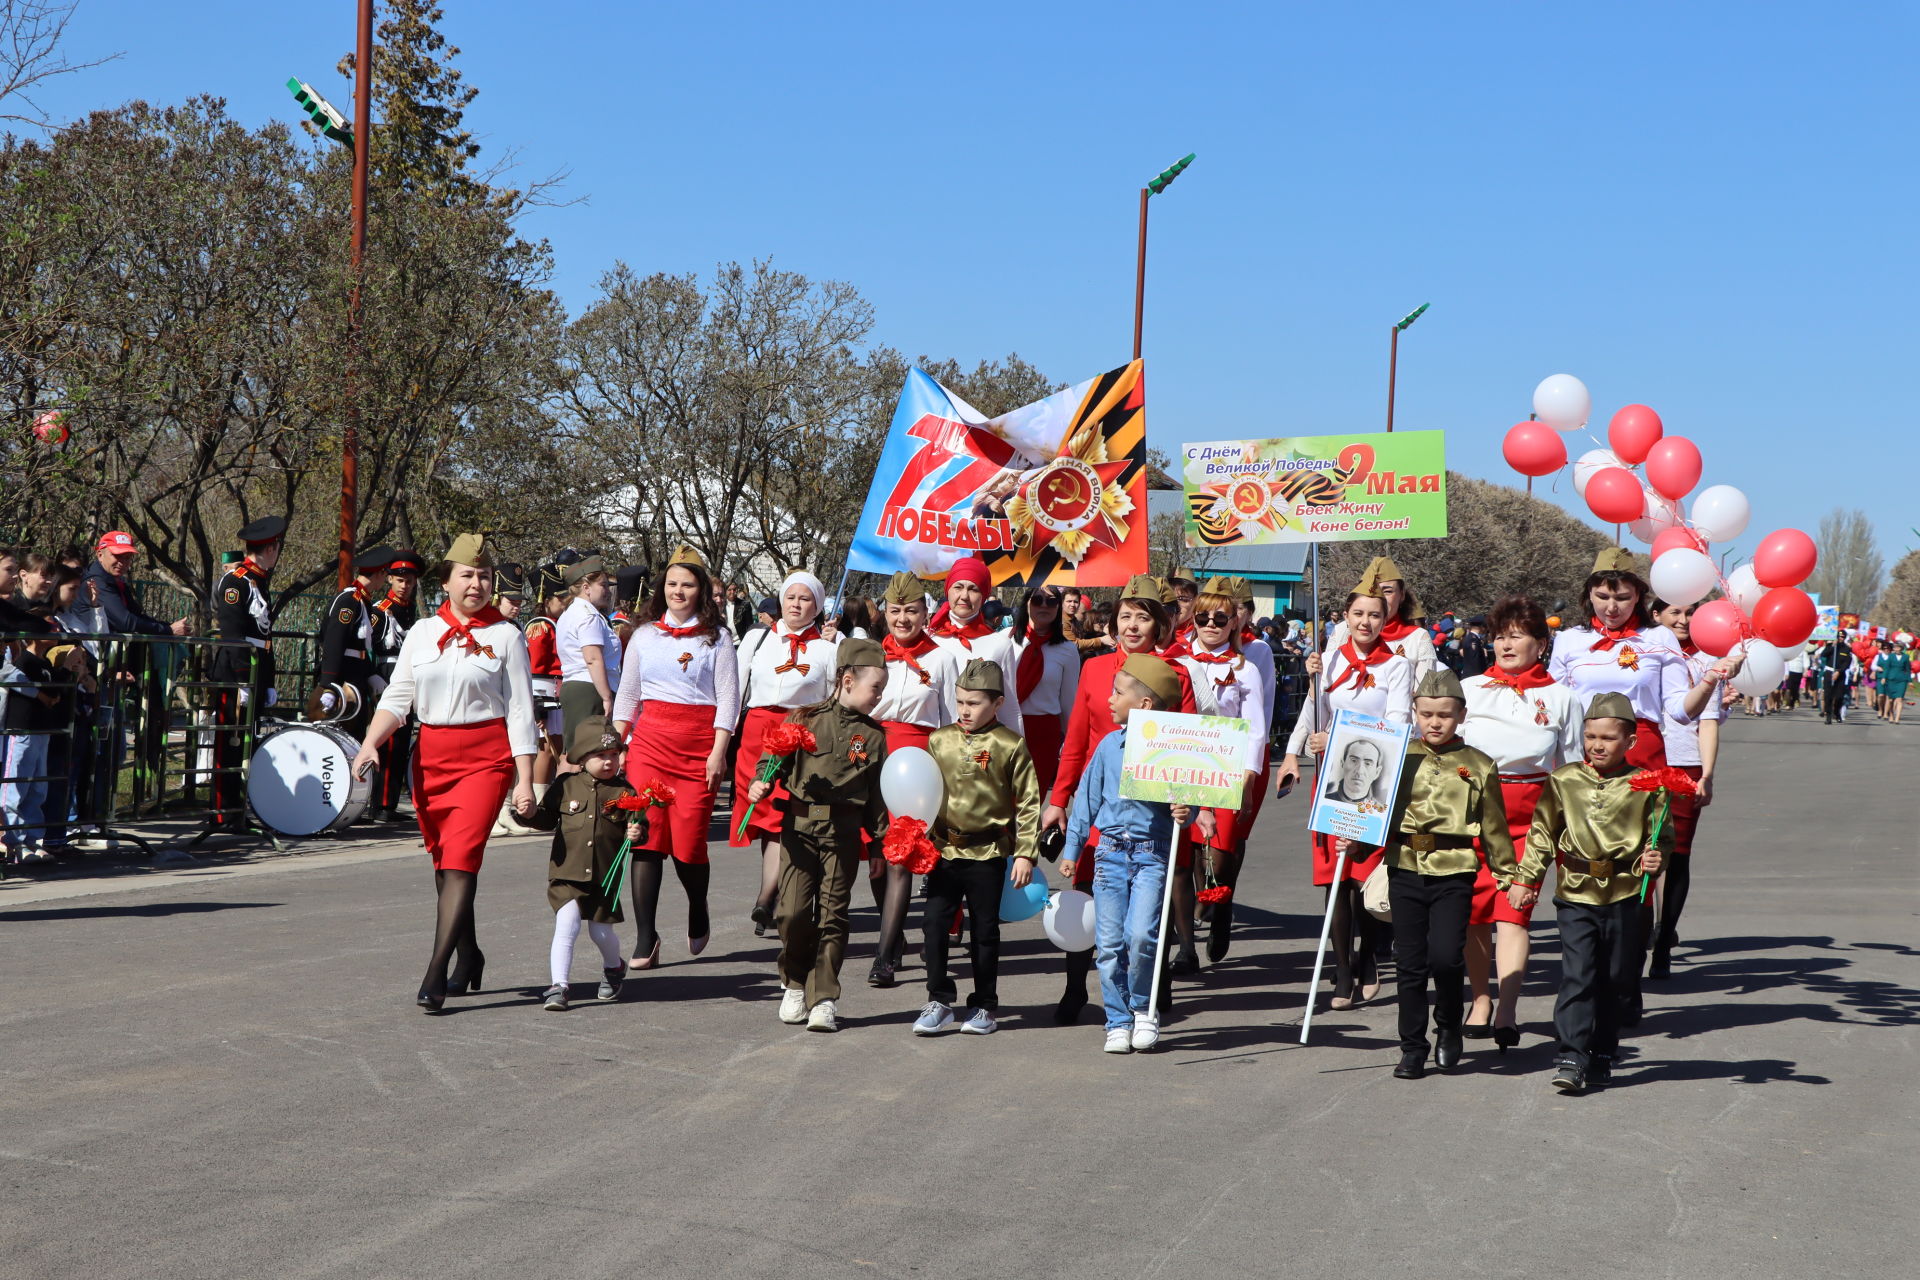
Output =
[
  {"x1": 959, "y1": 1007, "x2": 997, "y2": 1035},
  {"x1": 1130, "y1": 1013, "x2": 1161, "y2": 1051},
  {"x1": 807, "y1": 999, "x2": 839, "y2": 1033},
  {"x1": 1103, "y1": 1027, "x2": 1133, "y2": 1054},
  {"x1": 912, "y1": 1001, "x2": 954, "y2": 1035},
  {"x1": 778, "y1": 986, "x2": 809, "y2": 1024}
]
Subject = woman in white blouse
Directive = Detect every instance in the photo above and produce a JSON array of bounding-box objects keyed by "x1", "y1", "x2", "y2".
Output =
[
  {"x1": 353, "y1": 535, "x2": 537, "y2": 1013},
  {"x1": 1277, "y1": 565, "x2": 1414, "y2": 1007},
  {"x1": 865, "y1": 571, "x2": 964, "y2": 986},
  {"x1": 556, "y1": 557, "x2": 621, "y2": 746},
  {"x1": 1176, "y1": 577, "x2": 1269, "y2": 964},
  {"x1": 1460, "y1": 595, "x2": 1583, "y2": 1049},
  {"x1": 732, "y1": 570, "x2": 840, "y2": 930},
  {"x1": 1325, "y1": 555, "x2": 1438, "y2": 684},
  {"x1": 611, "y1": 545, "x2": 739, "y2": 970}
]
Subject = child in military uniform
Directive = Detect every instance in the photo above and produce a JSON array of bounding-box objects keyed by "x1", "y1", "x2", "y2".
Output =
[
  {"x1": 1509, "y1": 692, "x2": 1670, "y2": 1093},
  {"x1": 518, "y1": 715, "x2": 637, "y2": 1011},
  {"x1": 747, "y1": 637, "x2": 890, "y2": 1033},
  {"x1": 912, "y1": 658, "x2": 1041, "y2": 1037},
  {"x1": 1352, "y1": 669, "x2": 1520, "y2": 1081}
]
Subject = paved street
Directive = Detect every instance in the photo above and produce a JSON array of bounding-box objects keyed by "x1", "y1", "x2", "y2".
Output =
[{"x1": 1, "y1": 707, "x2": 1914, "y2": 1280}]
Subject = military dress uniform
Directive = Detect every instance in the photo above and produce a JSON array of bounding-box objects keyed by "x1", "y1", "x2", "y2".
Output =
[
  {"x1": 316, "y1": 546, "x2": 394, "y2": 735},
  {"x1": 1376, "y1": 671, "x2": 1519, "y2": 1076},
  {"x1": 208, "y1": 516, "x2": 286, "y2": 829},
  {"x1": 920, "y1": 658, "x2": 1041, "y2": 1016},
  {"x1": 775, "y1": 639, "x2": 891, "y2": 1012},
  {"x1": 1514, "y1": 692, "x2": 1674, "y2": 1091},
  {"x1": 370, "y1": 547, "x2": 424, "y2": 819}
]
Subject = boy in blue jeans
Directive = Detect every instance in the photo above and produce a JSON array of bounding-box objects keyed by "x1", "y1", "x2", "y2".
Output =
[{"x1": 1060, "y1": 655, "x2": 1213, "y2": 1054}]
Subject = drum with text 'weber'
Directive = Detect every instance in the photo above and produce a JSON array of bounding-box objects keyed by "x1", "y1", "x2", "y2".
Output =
[{"x1": 248, "y1": 722, "x2": 371, "y2": 836}]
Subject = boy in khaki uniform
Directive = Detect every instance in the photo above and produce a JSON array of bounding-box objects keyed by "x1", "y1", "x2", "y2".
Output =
[
  {"x1": 1510, "y1": 692, "x2": 1671, "y2": 1094},
  {"x1": 912, "y1": 658, "x2": 1041, "y2": 1037},
  {"x1": 750, "y1": 638, "x2": 891, "y2": 1032}
]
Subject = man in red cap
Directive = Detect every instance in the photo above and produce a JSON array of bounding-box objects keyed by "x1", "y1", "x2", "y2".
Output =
[
  {"x1": 927, "y1": 556, "x2": 1024, "y2": 734},
  {"x1": 77, "y1": 532, "x2": 190, "y2": 828},
  {"x1": 80, "y1": 532, "x2": 189, "y2": 639}
]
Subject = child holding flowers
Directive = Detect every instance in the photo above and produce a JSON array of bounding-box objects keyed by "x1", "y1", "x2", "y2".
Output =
[{"x1": 747, "y1": 638, "x2": 891, "y2": 1032}]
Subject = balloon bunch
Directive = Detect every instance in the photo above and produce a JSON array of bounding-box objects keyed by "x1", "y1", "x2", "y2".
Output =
[{"x1": 1502, "y1": 374, "x2": 1821, "y2": 696}]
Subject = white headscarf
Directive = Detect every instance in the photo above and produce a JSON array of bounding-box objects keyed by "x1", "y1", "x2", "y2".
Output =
[{"x1": 780, "y1": 570, "x2": 825, "y2": 616}]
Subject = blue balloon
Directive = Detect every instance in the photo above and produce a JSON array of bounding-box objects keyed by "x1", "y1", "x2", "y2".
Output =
[{"x1": 999, "y1": 859, "x2": 1050, "y2": 922}]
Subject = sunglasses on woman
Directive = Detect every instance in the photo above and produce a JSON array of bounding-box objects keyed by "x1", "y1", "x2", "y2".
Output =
[{"x1": 1194, "y1": 611, "x2": 1235, "y2": 628}]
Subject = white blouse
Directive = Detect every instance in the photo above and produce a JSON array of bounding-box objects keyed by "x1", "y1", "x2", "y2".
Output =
[
  {"x1": 1549, "y1": 624, "x2": 1693, "y2": 726},
  {"x1": 930, "y1": 627, "x2": 1024, "y2": 733},
  {"x1": 738, "y1": 622, "x2": 840, "y2": 709},
  {"x1": 611, "y1": 616, "x2": 741, "y2": 731},
  {"x1": 557, "y1": 597, "x2": 622, "y2": 689},
  {"x1": 1461, "y1": 674, "x2": 1584, "y2": 778},
  {"x1": 1285, "y1": 642, "x2": 1414, "y2": 757},
  {"x1": 378, "y1": 616, "x2": 540, "y2": 757},
  {"x1": 1179, "y1": 643, "x2": 1270, "y2": 772},
  {"x1": 1009, "y1": 636, "x2": 1081, "y2": 718},
  {"x1": 1661, "y1": 648, "x2": 1727, "y2": 768},
  {"x1": 874, "y1": 641, "x2": 963, "y2": 729},
  {"x1": 1331, "y1": 620, "x2": 1438, "y2": 683}
]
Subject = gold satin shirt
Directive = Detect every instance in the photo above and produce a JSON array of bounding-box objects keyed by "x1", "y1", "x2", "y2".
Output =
[
  {"x1": 1382, "y1": 737, "x2": 1518, "y2": 879},
  {"x1": 1518, "y1": 762, "x2": 1672, "y2": 905},
  {"x1": 927, "y1": 722, "x2": 1041, "y2": 862}
]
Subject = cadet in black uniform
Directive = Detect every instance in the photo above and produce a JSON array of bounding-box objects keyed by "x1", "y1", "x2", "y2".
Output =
[
  {"x1": 209, "y1": 516, "x2": 286, "y2": 830},
  {"x1": 316, "y1": 546, "x2": 393, "y2": 736},
  {"x1": 369, "y1": 548, "x2": 424, "y2": 821}
]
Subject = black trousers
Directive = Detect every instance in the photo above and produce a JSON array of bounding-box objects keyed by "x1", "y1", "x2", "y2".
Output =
[
  {"x1": 1553, "y1": 897, "x2": 1640, "y2": 1065},
  {"x1": 1822, "y1": 681, "x2": 1847, "y2": 721},
  {"x1": 1387, "y1": 866, "x2": 1474, "y2": 1055},
  {"x1": 922, "y1": 856, "x2": 1004, "y2": 1011}
]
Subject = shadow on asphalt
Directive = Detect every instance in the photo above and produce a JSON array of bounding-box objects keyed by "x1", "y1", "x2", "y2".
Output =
[{"x1": 0, "y1": 900, "x2": 280, "y2": 922}]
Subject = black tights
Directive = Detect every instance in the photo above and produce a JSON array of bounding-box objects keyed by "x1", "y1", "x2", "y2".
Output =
[
  {"x1": 869, "y1": 860, "x2": 914, "y2": 965},
  {"x1": 630, "y1": 852, "x2": 712, "y2": 956},
  {"x1": 425, "y1": 869, "x2": 479, "y2": 996},
  {"x1": 1325, "y1": 880, "x2": 1379, "y2": 996},
  {"x1": 1642, "y1": 853, "x2": 1692, "y2": 955}
]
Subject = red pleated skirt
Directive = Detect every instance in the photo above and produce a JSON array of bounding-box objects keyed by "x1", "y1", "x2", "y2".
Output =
[
  {"x1": 1627, "y1": 717, "x2": 1667, "y2": 769},
  {"x1": 412, "y1": 718, "x2": 514, "y2": 874},
  {"x1": 1471, "y1": 775, "x2": 1546, "y2": 926},
  {"x1": 1311, "y1": 829, "x2": 1381, "y2": 886},
  {"x1": 1024, "y1": 712, "x2": 1063, "y2": 798},
  {"x1": 1667, "y1": 763, "x2": 1704, "y2": 858},
  {"x1": 1191, "y1": 766, "x2": 1269, "y2": 852},
  {"x1": 730, "y1": 705, "x2": 794, "y2": 847},
  {"x1": 626, "y1": 700, "x2": 718, "y2": 865}
]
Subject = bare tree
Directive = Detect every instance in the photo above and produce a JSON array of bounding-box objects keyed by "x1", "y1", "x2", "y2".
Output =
[
  {"x1": 0, "y1": 0, "x2": 118, "y2": 129},
  {"x1": 1805, "y1": 507, "x2": 1884, "y2": 615}
]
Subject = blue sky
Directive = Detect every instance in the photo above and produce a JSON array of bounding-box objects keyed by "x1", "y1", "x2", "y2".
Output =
[{"x1": 28, "y1": 1, "x2": 1918, "y2": 572}]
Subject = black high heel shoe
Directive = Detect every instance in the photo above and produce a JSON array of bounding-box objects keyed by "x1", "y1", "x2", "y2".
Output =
[
  {"x1": 448, "y1": 950, "x2": 485, "y2": 995},
  {"x1": 1491, "y1": 1024, "x2": 1520, "y2": 1054},
  {"x1": 417, "y1": 975, "x2": 447, "y2": 1013}
]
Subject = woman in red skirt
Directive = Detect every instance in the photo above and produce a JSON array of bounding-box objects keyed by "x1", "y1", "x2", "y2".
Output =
[
  {"x1": 864, "y1": 571, "x2": 964, "y2": 986},
  {"x1": 733, "y1": 570, "x2": 839, "y2": 929},
  {"x1": 1460, "y1": 596, "x2": 1583, "y2": 1048},
  {"x1": 354, "y1": 534, "x2": 538, "y2": 1012},
  {"x1": 611, "y1": 544, "x2": 738, "y2": 970},
  {"x1": 1041, "y1": 574, "x2": 1195, "y2": 1021}
]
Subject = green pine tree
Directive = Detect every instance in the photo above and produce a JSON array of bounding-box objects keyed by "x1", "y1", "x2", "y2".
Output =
[{"x1": 337, "y1": 0, "x2": 490, "y2": 204}]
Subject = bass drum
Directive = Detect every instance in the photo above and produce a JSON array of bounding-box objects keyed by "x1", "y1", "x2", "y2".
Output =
[{"x1": 248, "y1": 722, "x2": 372, "y2": 836}]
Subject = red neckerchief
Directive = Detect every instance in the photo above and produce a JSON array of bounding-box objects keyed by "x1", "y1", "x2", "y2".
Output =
[
  {"x1": 1173, "y1": 621, "x2": 1196, "y2": 646},
  {"x1": 1379, "y1": 616, "x2": 1418, "y2": 643},
  {"x1": 1324, "y1": 640, "x2": 1390, "y2": 693},
  {"x1": 1240, "y1": 626, "x2": 1258, "y2": 647},
  {"x1": 1159, "y1": 638, "x2": 1192, "y2": 660},
  {"x1": 882, "y1": 631, "x2": 939, "y2": 685},
  {"x1": 1681, "y1": 641, "x2": 1700, "y2": 657},
  {"x1": 1188, "y1": 645, "x2": 1239, "y2": 688},
  {"x1": 654, "y1": 614, "x2": 702, "y2": 640},
  {"x1": 1016, "y1": 627, "x2": 1047, "y2": 701},
  {"x1": 775, "y1": 624, "x2": 822, "y2": 675},
  {"x1": 931, "y1": 610, "x2": 993, "y2": 648},
  {"x1": 1485, "y1": 662, "x2": 1556, "y2": 696},
  {"x1": 1588, "y1": 618, "x2": 1641, "y2": 652},
  {"x1": 436, "y1": 601, "x2": 504, "y2": 655}
]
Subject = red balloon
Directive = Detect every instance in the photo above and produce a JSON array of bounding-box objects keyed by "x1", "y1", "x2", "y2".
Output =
[
  {"x1": 1644, "y1": 435, "x2": 1703, "y2": 501},
  {"x1": 1649, "y1": 526, "x2": 1708, "y2": 560},
  {"x1": 1585, "y1": 467, "x2": 1646, "y2": 524},
  {"x1": 1752, "y1": 528, "x2": 1817, "y2": 589},
  {"x1": 1502, "y1": 421, "x2": 1567, "y2": 478},
  {"x1": 1607, "y1": 404, "x2": 1665, "y2": 465},
  {"x1": 1690, "y1": 599, "x2": 1747, "y2": 657},
  {"x1": 1751, "y1": 587, "x2": 1817, "y2": 647}
]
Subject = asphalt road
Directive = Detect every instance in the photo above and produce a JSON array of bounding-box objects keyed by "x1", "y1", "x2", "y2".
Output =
[{"x1": 1, "y1": 706, "x2": 1914, "y2": 1280}]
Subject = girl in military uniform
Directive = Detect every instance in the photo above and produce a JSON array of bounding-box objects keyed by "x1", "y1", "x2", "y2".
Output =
[{"x1": 747, "y1": 638, "x2": 890, "y2": 1033}]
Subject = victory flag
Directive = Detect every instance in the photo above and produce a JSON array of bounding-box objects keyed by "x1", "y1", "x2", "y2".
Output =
[{"x1": 848, "y1": 360, "x2": 1149, "y2": 588}]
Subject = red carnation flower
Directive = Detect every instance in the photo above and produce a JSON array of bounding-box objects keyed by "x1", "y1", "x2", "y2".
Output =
[
  {"x1": 1196, "y1": 885, "x2": 1233, "y2": 905},
  {"x1": 763, "y1": 723, "x2": 818, "y2": 757},
  {"x1": 1456, "y1": 765, "x2": 1472, "y2": 780},
  {"x1": 882, "y1": 816, "x2": 940, "y2": 875}
]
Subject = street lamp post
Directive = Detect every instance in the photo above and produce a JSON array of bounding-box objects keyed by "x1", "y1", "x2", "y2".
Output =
[
  {"x1": 1386, "y1": 302, "x2": 1428, "y2": 433},
  {"x1": 1133, "y1": 152, "x2": 1195, "y2": 361}
]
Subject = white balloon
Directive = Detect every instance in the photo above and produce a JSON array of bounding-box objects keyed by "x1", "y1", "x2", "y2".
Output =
[
  {"x1": 1628, "y1": 490, "x2": 1682, "y2": 543},
  {"x1": 1648, "y1": 548, "x2": 1717, "y2": 608},
  {"x1": 1690, "y1": 484, "x2": 1751, "y2": 543},
  {"x1": 1572, "y1": 448, "x2": 1625, "y2": 498},
  {"x1": 1730, "y1": 641, "x2": 1784, "y2": 698},
  {"x1": 1725, "y1": 564, "x2": 1766, "y2": 614},
  {"x1": 1532, "y1": 374, "x2": 1591, "y2": 430},
  {"x1": 879, "y1": 746, "x2": 944, "y2": 822},
  {"x1": 1042, "y1": 889, "x2": 1097, "y2": 952}
]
